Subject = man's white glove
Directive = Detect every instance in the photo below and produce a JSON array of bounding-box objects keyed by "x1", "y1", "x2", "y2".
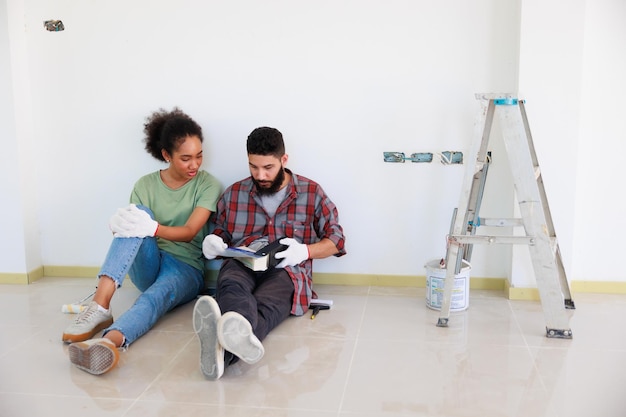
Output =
[
  {"x1": 203, "y1": 234, "x2": 227, "y2": 260},
  {"x1": 109, "y1": 204, "x2": 158, "y2": 238},
  {"x1": 275, "y1": 238, "x2": 309, "y2": 268}
]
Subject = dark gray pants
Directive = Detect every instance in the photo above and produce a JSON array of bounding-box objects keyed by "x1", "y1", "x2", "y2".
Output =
[{"x1": 216, "y1": 259, "x2": 294, "y2": 365}]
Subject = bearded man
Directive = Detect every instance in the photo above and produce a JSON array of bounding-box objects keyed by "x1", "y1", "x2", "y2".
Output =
[{"x1": 194, "y1": 126, "x2": 346, "y2": 380}]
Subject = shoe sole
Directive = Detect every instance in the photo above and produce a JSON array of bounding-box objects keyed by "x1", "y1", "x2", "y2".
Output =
[
  {"x1": 193, "y1": 296, "x2": 224, "y2": 380},
  {"x1": 69, "y1": 340, "x2": 119, "y2": 375},
  {"x1": 62, "y1": 317, "x2": 114, "y2": 343},
  {"x1": 218, "y1": 312, "x2": 264, "y2": 364}
]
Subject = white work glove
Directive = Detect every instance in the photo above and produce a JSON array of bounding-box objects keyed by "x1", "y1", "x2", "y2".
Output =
[
  {"x1": 202, "y1": 234, "x2": 227, "y2": 260},
  {"x1": 275, "y1": 238, "x2": 309, "y2": 268},
  {"x1": 109, "y1": 204, "x2": 158, "y2": 238}
]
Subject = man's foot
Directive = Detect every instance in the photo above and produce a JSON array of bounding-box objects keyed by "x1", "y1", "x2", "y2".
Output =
[
  {"x1": 68, "y1": 338, "x2": 119, "y2": 375},
  {"x1": 193, "y1": 296, "x2": 224, "y2": 380},
  {"x1": 217, "y1": 312, "x2": 264, "y2": 364},
  {"x1": 62, "y1": 301, "x2": 114, "y2": 343}
]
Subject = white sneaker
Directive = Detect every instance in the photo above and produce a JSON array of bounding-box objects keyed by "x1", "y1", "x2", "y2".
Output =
[
  {"x1": 62, "y1": 301, "x2": 114, "y2": 343},
  {"x1": 193, "y1": 296, "x2": 224, "y2": 380},
  {"x1": 68, "y1": 338, "x2": 119, "y2": 375},
  {"x1": 217, "y1": 312, "x2": 264, "y2": 364}
]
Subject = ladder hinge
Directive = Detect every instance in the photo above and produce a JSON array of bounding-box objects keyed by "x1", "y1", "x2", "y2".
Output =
[{"x1": 494, "y1": 98, "x2": 519, "y2": 106}]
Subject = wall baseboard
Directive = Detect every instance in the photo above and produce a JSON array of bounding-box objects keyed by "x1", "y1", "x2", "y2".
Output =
[
  {"x1": 570, "y1": 280, "x2": 626, "y2": 294},
  {"x1": 2, "y1": 266, "x2": 625, "y2": 299},
  {"x1": 311, "y1": 272, "x2": 507, "y2": 291},
  {"x1": 0, "y1": 266, "x2": 44, "y2": 285},
  {"x1": 0, "y1": 272, "x2": 29, "y2": 284},
  {"x1": 43, "y1": 265, "x2": 100, "y2": 279},
  {"x1": 503, "y1": 279, "x2": 626, "y2": 300},
  {"x1": 505, "y1": 282, "x2": 541, "y2": 301}
]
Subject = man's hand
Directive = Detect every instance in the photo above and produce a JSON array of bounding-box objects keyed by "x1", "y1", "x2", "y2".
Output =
[
  {"x1": 109, "y1": 204, "x2": 158, "y2": 238},
  {"x1": 275, "y1": 238, "x2": 309, "y2": 268},
  {"x1": 203, "y1": 234, "x2": 227, "y2": 259}
]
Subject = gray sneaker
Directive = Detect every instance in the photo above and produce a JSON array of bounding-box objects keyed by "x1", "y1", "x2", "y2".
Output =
[
  {"x1": 62, "y1": 301, "x2": 113, "y2": 343},
  {"x1": 193, "y1": 296, "x2": 224, "y2": 380},
  {"x1": 217, "y1": 311, "x2": 264, "y2": 364}
]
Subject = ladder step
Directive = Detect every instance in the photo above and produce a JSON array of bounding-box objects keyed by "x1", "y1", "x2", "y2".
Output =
[
  {"x1": 450, "y1": 235, "x2": 534, "y2": 245},
  {"x1": 476, "y1": 217, "x2": 524, "y2": 227}
]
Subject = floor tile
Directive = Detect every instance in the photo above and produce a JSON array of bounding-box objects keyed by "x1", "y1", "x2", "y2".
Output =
[{"x1": 1, "y1": 277, "x2": 626, "y2": 417}]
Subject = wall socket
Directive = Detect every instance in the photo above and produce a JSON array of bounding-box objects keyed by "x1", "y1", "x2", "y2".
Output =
[
  {"x1": 410, "y1": 152, "x2": 433, "y2": 163},
  {"x1": 383, "y1": 151, "x2": 462, "y2": 164},
  {"x1": 441, "y1": 151, "x2": 463, "y2": 164}
]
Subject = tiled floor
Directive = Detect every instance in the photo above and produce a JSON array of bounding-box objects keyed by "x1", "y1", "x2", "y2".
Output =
[{"x1": 1, "y1": 277, "x2": 626, "y2": 417}]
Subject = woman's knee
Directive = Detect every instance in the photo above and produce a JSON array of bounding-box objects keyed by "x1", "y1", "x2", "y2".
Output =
[{"x1": 134, "y1": 204, "x2": 155, "y2": 219}]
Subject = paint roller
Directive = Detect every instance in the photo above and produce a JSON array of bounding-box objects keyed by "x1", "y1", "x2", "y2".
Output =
[{"x1": 61, "y1": 290, "x2": 95, "y2": 314}]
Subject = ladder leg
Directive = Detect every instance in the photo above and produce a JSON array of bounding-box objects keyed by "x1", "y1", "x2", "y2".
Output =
[
  {"x1": 437, "y1": 243, "x2": 462, "y2": 327},
  {"x1": 519, "y1": 101, "x2": 575, "y2": 309},
  {"x1": 498, "y1": 103, "x2": 573, "y2": 338},
  {"x1": 464, "y1": 153, "x2": 491, "y2": 262},
  {"x1": 438, "y1": 99, "x2": 494, "y2": 326},
  {"x1": 526, "y1": 236, "x2": 573, "y2": 338}
]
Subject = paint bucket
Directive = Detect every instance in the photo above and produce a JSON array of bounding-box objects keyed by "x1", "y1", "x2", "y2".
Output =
[{"x1": 425, "y1": 259, "x2": 471, "y2": 311}]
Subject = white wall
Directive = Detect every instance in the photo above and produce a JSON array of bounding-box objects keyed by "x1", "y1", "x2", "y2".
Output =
[
  {"x1": 0, "y1": 0, "x2": 26, "y2": 274},
  {"x1": 1, "y1": 0, "x2": 41, "y2": 274},
  {"x1": 3, "y1": 0, "x2": 624, "y2": 285},
  {"x1": 515, "y1": 0, "x2": 626, "y2": 286},
  {"x1": 514, "y1": 0, "x2": 586, "y2": 287},
  {"x1": 574, "y1": 0, "x2": 626, "y2": 282}
]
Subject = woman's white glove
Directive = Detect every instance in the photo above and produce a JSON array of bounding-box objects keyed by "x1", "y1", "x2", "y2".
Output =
[
  {"x1": 275, "y1": 238, "x2": 309, "y2": 268},
  {"x1": 109, "y1": 204, "x2": 158, "y2": 238},
  {"x1": 203, "y1": 234, "x2": 228, "y2": 259}
]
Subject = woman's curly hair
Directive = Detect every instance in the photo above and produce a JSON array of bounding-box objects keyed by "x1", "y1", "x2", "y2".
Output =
[{"x1": 143, "y1": 107, "x2": 203, "y2": 162}]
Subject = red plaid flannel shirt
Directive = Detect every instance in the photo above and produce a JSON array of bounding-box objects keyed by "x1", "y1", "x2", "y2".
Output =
[{"x1": 212, "y1": 169, "x2": 346, "y2": 315}]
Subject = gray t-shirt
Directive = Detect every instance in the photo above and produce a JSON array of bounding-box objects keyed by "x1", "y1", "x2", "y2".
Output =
[{"x1": 250, "y1": 185, "x2": 289, "y2": 250}]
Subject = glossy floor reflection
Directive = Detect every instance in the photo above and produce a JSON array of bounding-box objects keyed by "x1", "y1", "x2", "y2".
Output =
[{"x1": 1, "y1": 277, "x2": 625, "y2": 417}]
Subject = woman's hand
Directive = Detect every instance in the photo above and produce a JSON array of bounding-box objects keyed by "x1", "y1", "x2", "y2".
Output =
[{"x1": 109, "y1": 204, "x2": 159, "y2": 238}]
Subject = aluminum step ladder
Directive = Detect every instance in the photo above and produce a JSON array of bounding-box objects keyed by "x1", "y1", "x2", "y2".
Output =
[{"x1": 438, "y1": 93, "x2": 574, "y2": 339}]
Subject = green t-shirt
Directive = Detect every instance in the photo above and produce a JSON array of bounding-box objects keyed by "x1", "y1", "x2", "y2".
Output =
[{"x1": 130, "y1": 170, "x2": 221, "y2": 271}]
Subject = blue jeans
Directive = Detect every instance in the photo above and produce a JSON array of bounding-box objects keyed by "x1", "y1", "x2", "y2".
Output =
[{"x1": 100, "y1": 207, "x2": 204, "y2": 346}]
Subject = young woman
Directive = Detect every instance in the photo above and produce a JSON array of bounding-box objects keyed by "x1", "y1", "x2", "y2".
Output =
[{"x1": 62, "y1": 108, "x2": 221, "y2": 375}]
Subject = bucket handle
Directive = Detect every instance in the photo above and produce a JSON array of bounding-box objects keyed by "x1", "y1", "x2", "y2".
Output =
[{"x1": 424, "y1": 258, "x2": 471, "y2": 270}]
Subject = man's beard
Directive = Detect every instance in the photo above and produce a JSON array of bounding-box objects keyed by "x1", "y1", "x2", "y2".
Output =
[{"x1": 253, "y1": 166, "x2": 285, "y2": 196}]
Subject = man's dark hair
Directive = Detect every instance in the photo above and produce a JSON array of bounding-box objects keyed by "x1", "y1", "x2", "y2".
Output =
[{"x1": 247, "y1": 127, "x2": 285, "y2": 158}]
